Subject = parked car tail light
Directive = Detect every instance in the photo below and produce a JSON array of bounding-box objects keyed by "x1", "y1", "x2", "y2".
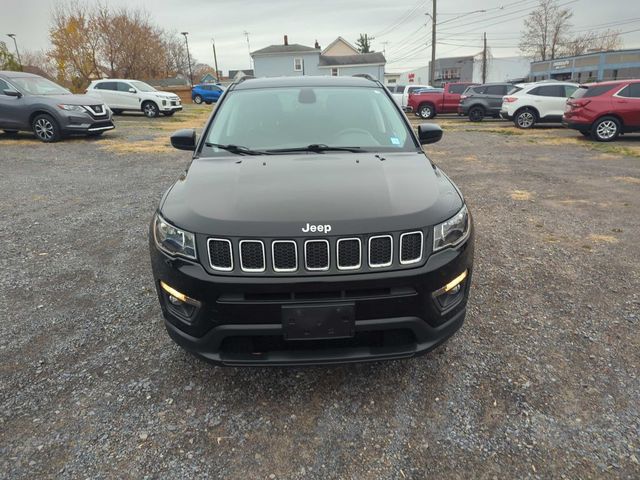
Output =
[
  {"x1": 503, "y1": 97, "x2": 518, "y2": 103},
  {"x1": 568, "y1": 99, "x2": 590, "y2": 108}
]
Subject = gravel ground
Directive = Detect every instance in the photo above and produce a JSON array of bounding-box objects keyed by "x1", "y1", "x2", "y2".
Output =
[{"x1": 1, "y1": 107, "x2": 639, "y2": 479}]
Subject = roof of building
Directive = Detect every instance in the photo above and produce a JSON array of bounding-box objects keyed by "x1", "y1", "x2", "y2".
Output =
[
  {"x1": 530, "y1": 48, "x2": 640, "y2": 64},
  {"x1": 232, "y1": 75, "x2": 380, "y2": 90},
  {"x1": 318, "y1": 52, "x2": 386, "y2": 67},
  {"x1": 228, "y1": 69, "x2": 254, "y2": 78},
  {"x1": 145, "y1": 75, "x2": 190, "y2": 87},
  {"x1": 321, "y1": 36, "x2": 359, "y2": 56},
  {"x1": 251, "y1": 44, "x2": 319, "y2": 56}
]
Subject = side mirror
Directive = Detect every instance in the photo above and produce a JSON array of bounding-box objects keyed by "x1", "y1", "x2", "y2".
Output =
[
  {"x1": 417, "y1": 123, "x2": 443, "y2": 145},
  {"x1": 3, "y1": 89, "x2": 21, "y2": 98},
  {"x1": 128, "y1": 87, "x2": 136, "y2": 93},
  {"x1": 171, "y1": 129, "x2": 196, "y2": 151}
]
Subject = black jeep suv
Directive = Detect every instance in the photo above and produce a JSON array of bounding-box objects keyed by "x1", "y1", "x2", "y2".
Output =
[
  {"x1": 458, "y1": 82, "x2": 516, "y2": 121},
  {"x1": 149, "y1": 76, "x2": 474, "y2": 366}
]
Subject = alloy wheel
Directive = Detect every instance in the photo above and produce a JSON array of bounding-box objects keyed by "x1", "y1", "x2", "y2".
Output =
[
  {"x1": 517, "y1": 111, "x2": 534, "y2": 128},
  {"x1": 144, "y1": 103, "x2": 158, "y2": 118},
  {"x1": 596, "y1": 120, "x2": 617, "y2": 140},
  {"x1": 194, "y1": 95, "x2": 203, "y2": 104},
  {"x1": 420, "y1": 106, "x2": 432, "y2": 119},
  {"x1": 34, "y1": 118, "x2": 54, "y2": 141}
]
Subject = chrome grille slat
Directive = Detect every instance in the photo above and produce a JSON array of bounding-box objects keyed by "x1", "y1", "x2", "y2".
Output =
[
  {"x1": 336, "y1": 238, "x2": 361, "y2": 270},
  {"x1": 400, "y1": 231, "x2": 424, "y2": 264},
  {"x1": 369, "y1": 235, "x2": 393, "y2": 268},
  {"x1": 272, "y1": 240, "x2": 298, "y2": 272},
  {"x1": 304, "y1": 239, "x2": 330, "y2": 271},
  {"x1": 239, "y1": 240, "x2": 266, "y2": 272},
  {"x1": 207, "y1": 238, "x2": 233, "y2": 271}
]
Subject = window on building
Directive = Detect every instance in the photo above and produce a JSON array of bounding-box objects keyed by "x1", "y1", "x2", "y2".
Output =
[
  {"x1": 617, "y1": 82, "x2": 640, "y2": 98},
  {"x1": 331, "y1": 67, "x2": 338, "y2": 76},
  {"x1": 294, "y1": 58, "x2": 303, "y2": 72}
]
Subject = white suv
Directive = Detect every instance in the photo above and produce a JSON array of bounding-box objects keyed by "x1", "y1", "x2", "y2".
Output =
[
  {"x1": 87, "y1": 79, "x2": 182, "y2": 118},
  {"x1": 388, "y1": 84, "x2": 432, "y2": 108},
  {"x1": 500, "y1": 81, "x2": 578, "y2": 128}
]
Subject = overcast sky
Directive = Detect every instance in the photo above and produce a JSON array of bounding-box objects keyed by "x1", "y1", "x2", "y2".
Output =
[{"x1": 2, "y1": 0, "x2": 639, "y2": 74}]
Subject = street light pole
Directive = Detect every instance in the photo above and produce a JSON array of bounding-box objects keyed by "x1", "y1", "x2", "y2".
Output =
[
  {"x1": 430, "y1": 0, "x2": 437, "y2": 86},
  {"x1": 7, "y1": 33, "x2": 22, "y2": 70},
  {"x1": 181, "y1": 32, "x2": 194, "y2": 86},
  {"x1": 211, "y1": 38, "x2": 220, "y2": 81},
  {"x1": 243, "y1": 31, "x2": 252, "y2": 69}
]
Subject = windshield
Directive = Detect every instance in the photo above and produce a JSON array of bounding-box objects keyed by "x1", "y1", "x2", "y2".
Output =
[
  {"x1": 130, "y1": 81, "x2": 157, "y2": 92},
  {"x1": 10, "y1": 76, "x2": 70, "y2": 95},
  {"x1": 204, "y1": 86, "x2": 416, "y2": 154}
]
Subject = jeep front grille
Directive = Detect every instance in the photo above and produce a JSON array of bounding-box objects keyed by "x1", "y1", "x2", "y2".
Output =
[
  {"x1": 304, "y1": 239, "x2": 330, "y2": 271},
  {"x1": 239, "y1": 240, "x2": 265, "y2": 272},
  {"x1": 369, "y1": 235, "x2": 393, "y2": 268},
  {"x1": 400, "y1": 231, "x2": 423, "y2": 264},
  {"x1": 208, "y1": 238, "x2": 233, "y2": 271},
  {"x1": 204, "y1": 230, "x2": 427, "y2": 275}
]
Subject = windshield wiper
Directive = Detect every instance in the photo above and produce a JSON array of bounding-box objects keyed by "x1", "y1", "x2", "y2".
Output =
[
  {"x1": 204, "y1": 142, "x2": 268, "y2": 155},
  {"x1": 266, "y1": 144, "x2": 364, "y2": 154}
]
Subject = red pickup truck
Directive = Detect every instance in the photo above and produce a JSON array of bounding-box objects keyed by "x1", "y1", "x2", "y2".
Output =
[{"x1": 407, "y1": 82, "x2": 478, "y2": 119}]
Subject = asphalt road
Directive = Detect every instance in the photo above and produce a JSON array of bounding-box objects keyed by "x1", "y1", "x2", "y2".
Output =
[{"x1": 1, "y1": 107, "x2": 639, "y2": 479}]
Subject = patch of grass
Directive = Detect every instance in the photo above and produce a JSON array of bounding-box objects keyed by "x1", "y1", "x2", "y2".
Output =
[
  {"x1": 614, "y1": 176, "x2": 640, "y2": 185},
  {"x1": 511, "y1": 190, "x2": 533, "y2": 201}
]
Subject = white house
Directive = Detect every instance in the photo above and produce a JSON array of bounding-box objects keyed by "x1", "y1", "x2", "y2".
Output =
[{"x1": 251, "y1": 36, "x2": 386, "y2": 81}]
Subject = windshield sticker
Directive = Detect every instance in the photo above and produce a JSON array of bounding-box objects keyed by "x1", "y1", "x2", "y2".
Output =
[{"x1": 390, "y1": 137, "x2": 400, "y2": 145}]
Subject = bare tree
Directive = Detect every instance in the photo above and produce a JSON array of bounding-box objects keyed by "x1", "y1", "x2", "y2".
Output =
[
  {"x1": 519, "y1": 0, "x2": 573, "y2": 61},
  {"x1": 560, "y1": 29, "x2": 623, "y2": 57}
]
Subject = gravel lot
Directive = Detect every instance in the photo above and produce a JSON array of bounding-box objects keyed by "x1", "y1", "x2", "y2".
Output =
[{"x1": 1, "y1": 106, "x2": 639, "y2": 479}]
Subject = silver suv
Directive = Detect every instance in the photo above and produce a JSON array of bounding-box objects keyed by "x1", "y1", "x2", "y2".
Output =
[{"x1": 0, "y1": 71, "x2": 114, "y2": 142}]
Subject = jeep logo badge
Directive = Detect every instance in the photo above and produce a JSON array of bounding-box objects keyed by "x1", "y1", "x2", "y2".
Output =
[{"x1": 302, "y1": 223, "x2": 332, "y2": 234}]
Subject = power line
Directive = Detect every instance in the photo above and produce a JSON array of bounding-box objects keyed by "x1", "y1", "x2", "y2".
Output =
[{"x1": 373, "y1": 0, "x2": 430, "y2": 38}]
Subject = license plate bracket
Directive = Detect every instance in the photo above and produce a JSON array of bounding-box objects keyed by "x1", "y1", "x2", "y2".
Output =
[{"x1": 282, "y1": 303, "x2": 355, "y2": 341}]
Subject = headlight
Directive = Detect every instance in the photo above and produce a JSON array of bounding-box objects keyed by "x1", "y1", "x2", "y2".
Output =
[
  {"x1": 57, "y1": 104, "x2": 85, "y2": 112},
  {"x1": 433, "y1": 205, "x2": 470, "y2": 252},
  {"x1": 153, "y1": 214, "x2": 197, "y2": 260}
]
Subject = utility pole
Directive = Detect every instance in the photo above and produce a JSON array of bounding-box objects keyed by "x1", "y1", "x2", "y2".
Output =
[
  {"x1": 243, "y1": 31, "x2": 252, "y2": 69},
  {"x1": 212, "y1": 38, "x2": 220, "y2": 81},
  {"x1": 181, "y1": 32, "x2": 194, "y2": 86},
  {"x1": 430, "y1": 0, "x2": 437, "y2": 86},
  {"x1": 7, "y1": 33, "x2": 22, "y2": 70},
  {"x1": 381, "y1": 41, "x2": 389, "y2": 56},
  {"x1": 482, "y1": 32, "x2": 487, "y2": 84}
]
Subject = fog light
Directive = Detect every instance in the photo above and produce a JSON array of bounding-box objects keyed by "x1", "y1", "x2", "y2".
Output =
[
  {"x1": 160, "y1": 281, "x2": 201, "y2": 307},
  {"x1": 433, "y1": 270, "x2": 468, "y2": 297}
]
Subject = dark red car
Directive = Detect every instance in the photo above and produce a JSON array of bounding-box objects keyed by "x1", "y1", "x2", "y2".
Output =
[
  {"x1": 407, "y1": 82, "x2": 478, "y2": 119},
  {"x1": 563, "y1": 79, "x2": 640, "y2": 141}
]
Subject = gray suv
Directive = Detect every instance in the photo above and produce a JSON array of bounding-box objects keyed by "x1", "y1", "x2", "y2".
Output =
[
  {"x1": 0, "y1": 71, "x2": 114, "y2": 142},
  {"x1": 458, "y1": 83, "x2": 517, "y2": 122}
]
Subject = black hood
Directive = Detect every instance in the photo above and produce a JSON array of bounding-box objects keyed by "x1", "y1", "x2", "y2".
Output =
[{"x1": 160, "y1": 152, "x2": 463, "y2": 237}]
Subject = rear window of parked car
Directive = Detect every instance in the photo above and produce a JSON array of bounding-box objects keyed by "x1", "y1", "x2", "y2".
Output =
[
  {"x1": 448, "y1": 84, "x2": 469, "y2": 94},
  {"x1": 618, "y1": 82, "x2": 640, "y2": 98},
  {"x1": 485, "y1": 85, "x2": 509, "y2": 95},
  {"x1": 95, "y1": 82, "x2": 117, "y2": 90},
  {"x1": 571, "y1": 84, "x2": 618, "y2": 99}
]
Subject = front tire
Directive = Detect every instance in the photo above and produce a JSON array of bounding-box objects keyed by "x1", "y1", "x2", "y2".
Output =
[
  {"x1": 592, "y1": 116, "x2": 620, "y2": 142},
  {"x1": 193, "y1": 95, "x2": 203, "y2": 104},
  {"x1": 32, "y1": 114, "x2": 61, "y2": 142},
  {"x1": 142, "y1": 101, "x2": 159, "y2": 118},
  {"x1": 418, "y1": 103, "x2": 435, "y2": 119},
  {"x1": 468, "y1": 106, "x2": 485, "y2": 122},
  {"x1": 514, "y1": 109, "x2": 536, "y2": 129}
]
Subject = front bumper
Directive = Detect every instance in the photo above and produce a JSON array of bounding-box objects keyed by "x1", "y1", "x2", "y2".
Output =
[
  {"x1": 160, "y1": 100, "x2": 183, "y2": 112},
  {"x1": 59, "y1": 111, "x2": 115, "y2": 135},
  {"x1": 149, "y1": 227, "x2": 474, "y2": 366}
]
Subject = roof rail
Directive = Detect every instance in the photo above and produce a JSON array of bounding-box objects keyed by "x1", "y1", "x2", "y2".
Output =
[
  {"x1": 227, "y1": 75, "x2": 255, "y2": 92},
  {"x1": 352, "y1": 73, "x2": 376, "y2": 82}
]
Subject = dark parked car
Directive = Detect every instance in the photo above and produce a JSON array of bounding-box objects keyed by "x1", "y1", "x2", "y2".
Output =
[
  {"x1": 458, "y1": 83, "x2": 517, "y2": 121},
  {"x1": 0, "y1": 71, "x2": 114, "y2": 142},
  {"x1": 191, "y1": 83, "x2": 225, "y2": 104},
  {"x1": 563, "y1": 79, "x2": 640, "y2": 141},
  {"x1": 149, "y1": 75, "x2": 474, "y2": 366}
]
